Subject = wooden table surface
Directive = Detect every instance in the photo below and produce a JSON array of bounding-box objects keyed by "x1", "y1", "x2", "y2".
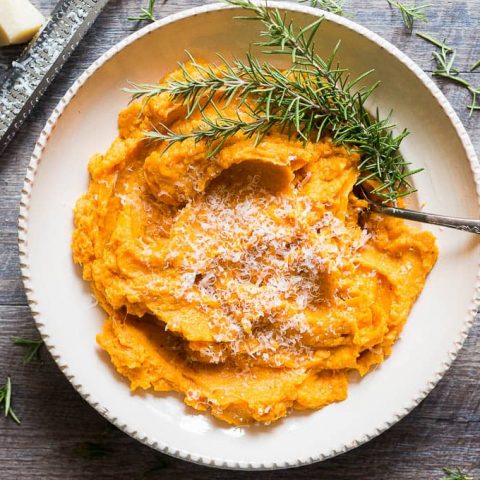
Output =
[{"x1": 0, "y1": 1, "x2": 479, "y2": 478}]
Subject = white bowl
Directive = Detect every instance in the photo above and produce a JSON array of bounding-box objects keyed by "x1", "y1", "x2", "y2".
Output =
[{"x1": 18, "y1": 2, "x2": 480, "y2": 470}]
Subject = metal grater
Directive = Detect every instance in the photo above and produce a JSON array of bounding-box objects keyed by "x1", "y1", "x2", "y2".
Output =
[{"x1": 0, "y1": 0, "x2": 110, "y2": 155}]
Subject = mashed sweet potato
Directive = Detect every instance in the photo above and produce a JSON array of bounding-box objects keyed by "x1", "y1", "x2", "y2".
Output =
[{"x1": 72, "y1": 66, "x2": 438, "y2": 426}]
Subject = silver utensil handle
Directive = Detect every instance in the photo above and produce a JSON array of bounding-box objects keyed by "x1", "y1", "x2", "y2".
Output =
[
  {"x1": 370, "y1": 204, "x2": 480, "y2": 234},
  {"x1": 0, "y1": 0, "x2": 110, "y2": 156}
]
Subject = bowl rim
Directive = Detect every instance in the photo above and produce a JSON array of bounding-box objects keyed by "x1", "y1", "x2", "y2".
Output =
[{"x1": 17, "y1": 0, "x2": 480, "y2": 470}]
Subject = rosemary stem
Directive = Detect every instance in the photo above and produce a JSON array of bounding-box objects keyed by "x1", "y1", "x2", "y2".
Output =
[{"x1": 416, "y1": 32, "x2": 453, "y2": 52}]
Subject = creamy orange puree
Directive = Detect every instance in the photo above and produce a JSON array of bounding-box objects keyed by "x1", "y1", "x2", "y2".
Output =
[{"x1": 72, "y1": 67, "x2": 438, "y2": 426}]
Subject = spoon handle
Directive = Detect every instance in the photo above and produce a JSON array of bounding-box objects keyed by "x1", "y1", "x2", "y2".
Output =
[{"x1": 369, "y1": 203, "x2": 480, "y2": 234}]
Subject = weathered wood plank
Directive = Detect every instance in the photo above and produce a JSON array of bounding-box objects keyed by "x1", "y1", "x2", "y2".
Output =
[
  {"x1": 0, "y1": 307, "x2": 478, "y2": 478},
  {"x1": 0, "y1": 0, "x2": 479, "y2": 478}
]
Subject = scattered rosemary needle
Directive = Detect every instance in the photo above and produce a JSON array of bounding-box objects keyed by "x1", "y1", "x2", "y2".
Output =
[
  {"x1": 0, "y1": 377, "x2": 21, "y2": 424},
  {"x1": 130, "y1": 0, "x2": 418, "y2": 203},
  {"x1": 417, "y1": 33, "x2": 480, "y2": 115},
  {"x1": 387, "y1": 0, "x2": 429, "y2": 31},
  {"x1": 442, "y1": 468, "x2": 474, "y2": 480},
  {"x1": 12, "y1": 337, "x2": 44, "y2": 364},
  {"x1": 416, "y1": 32, "x2": 453, "y2": 52},
  {"x1": 300, "y1": 0, "x2": 345, "y2": 15},
  {"x1": 471, "y1": 59, "x2": 480, "y2": 72},
  {"x1": 128, "y1": 0, "x2": 158, "y2": 22}
]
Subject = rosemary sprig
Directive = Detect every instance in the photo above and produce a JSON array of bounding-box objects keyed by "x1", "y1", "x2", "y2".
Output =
[
  {"x1": 387, "y1": 1, "x2": 429, "y2": 31},
  {"x1": 442, "y1": 468, "x2": 474, "y2": 480},
  {"x1": 431, "y1": 45, "x2": 464, "y2": 85},
  {"x1": 131, "y1": 0, "x2": 417, "y2": 202},
  {"x1": 12, "y1": 337, "x2": 44, "y2": 364},
  {"x1": 300, "y1": 0, "x2": 344, "y2": 15},
  {"x1": 417, "y1": 33, "x2": 480, "y2": 115},
  {"x1": 0, "y1": 377, "x2": 21, "y2": 424},
  {"x1": 128, "y1": 0, "x2": 158, "y2": 22}
]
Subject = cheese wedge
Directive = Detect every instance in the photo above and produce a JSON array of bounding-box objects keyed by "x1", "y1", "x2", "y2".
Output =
[{"x1": 0, "y1": 0, "x2": 45, "y2": 47}]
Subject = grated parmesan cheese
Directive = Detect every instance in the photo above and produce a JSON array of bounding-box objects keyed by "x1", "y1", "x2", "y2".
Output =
[{"x1": 160, "y1": 175, "x2": 370, "y2": 362}]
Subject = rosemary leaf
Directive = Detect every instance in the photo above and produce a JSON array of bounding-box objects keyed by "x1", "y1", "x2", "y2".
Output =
[
  {"x1": 416, "y1": 32, "x2": 453, "y2": 52},
  {"x1": 468, "y1": 86, "x2": 480, "y2": 115},
  {"x1": 299, "y1": 0, "x2": 344, "y2": 15},
  {"x1": 0, "y1": 377, "x2": 21, "y2": 424},
  {"x1": 131, "y1": 0, "x2": 418, "y2": 203},
  {"x1": 442, "y1": 468, "x2": 474, "y2": 480},
  {"x1": 471, "y1": 59, "x2": 480, "y2": 72},
  {"x1": 387, "y1": 1, "x2": 429, "y2": 31},
  {"x1": 12, "y1": 337, "x2": 44, "y2": 364},
  {"x1": 128, "y1": 0, "x2": 158, "y2": 22}
]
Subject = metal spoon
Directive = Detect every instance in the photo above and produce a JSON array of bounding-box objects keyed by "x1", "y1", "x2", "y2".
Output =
[{"x1": 358, "y1": 187, "x2": 480, "y2": 235}]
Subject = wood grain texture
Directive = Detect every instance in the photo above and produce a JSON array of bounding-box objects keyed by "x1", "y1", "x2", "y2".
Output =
[{"x1": 0, "y1": 1, "x2": 479, "y2": 478}]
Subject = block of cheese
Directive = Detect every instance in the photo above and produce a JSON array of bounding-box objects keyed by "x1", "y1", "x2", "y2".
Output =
[{"x1": 0, "y1": 0, "x2": 45, "y2": 47}]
